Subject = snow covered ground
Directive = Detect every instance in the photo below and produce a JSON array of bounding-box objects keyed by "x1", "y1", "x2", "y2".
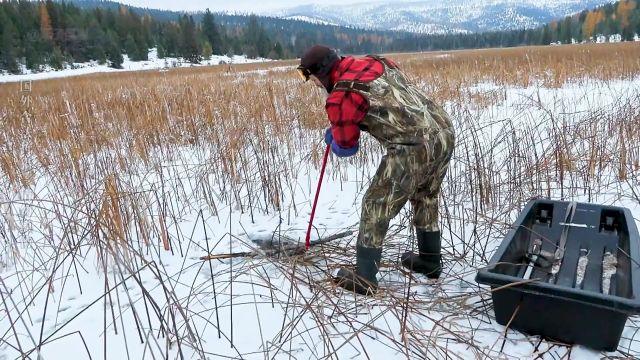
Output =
[
  {"x1": 1, "y1": 67, "x2": 639, "y2": 359},
  {"x1": 0, "y1": 48, "x2": 270, "y2": 83}
]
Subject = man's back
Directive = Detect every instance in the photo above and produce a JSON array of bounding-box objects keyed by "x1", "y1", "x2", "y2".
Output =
[{"x1": 326, "y1": 55, "x2": 454, "y2": 147}]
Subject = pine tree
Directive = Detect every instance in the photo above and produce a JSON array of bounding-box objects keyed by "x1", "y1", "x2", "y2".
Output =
[
  {"x1": 0, "y1": 5, "x2": 4, "y2": 44},
  {"x1": 631, "y1": 10, "x2": 640, "y2": 36},
  {"x1": 87, "y1": 19, "x2": 107, "y2": 63},
  {"x1": 202, "y1": 9, "x2": 222, "y2": 54},
  {"x1": 559, "y1": 17, "x2": 573, "y2": 43},
  {"x1": 571, "y1": 16, "x2": 583, "y2": 41},
  {"x1": 105, "y1": 30, "x2": 123, "y2": 69},
  {"x1": 232, "y1": 38, "x2": 242, "y2": 56},
  {"x1": 541, "y1": 25, "x2": 552, "y2": 45},
  {"x1": 157, "y1": 43, "x2": 166, "y2": 59},
  {"x1": 136, "y1": 35, "x2": 149, "y2": 61},
  {"x1": 604, "y1": 17, "x2": 620, "y2": 36},
  {"x1": 202, "y1": 41, "x2": 213, "y2": 60},
  {"x1": 49, "y1": 46, "x2": 65, "y2": 70},
  {"x1": 257, "y1": 31, "x2": 271, "y2": 58},
  {"x1": 618, "y1": 0, "x2": 638, "y2": 40},
  {"x1": 222, "y1": 32, "x2": 235, "y2": 56},
  {"x1": 141, "y1": 13, "x2": 153, "y2": 50},
  {"x1": 273, "y1": 41, "x2": 284, "y2": 59},
  {"x1": 164, "y1": 23, "x2": 181, "y2": 57},
  {"x1": 0, "y1": 14, "x2": 20, "y2": 74},
  {"x1": 125, "y1": 34, "x2": 138, "y2": 60},
  {"x1": 25, "y1": 43, "x2": 44, "y2": 71},
  {"x1": 179, "y1": 15, "x2": 200, "y2": 63},
  {"x1": 243, "y1": 15, "x2": 271, "y2": 58}
]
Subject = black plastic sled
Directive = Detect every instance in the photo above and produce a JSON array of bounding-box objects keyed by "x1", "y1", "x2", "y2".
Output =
[{"x1": 476, "y1": 199, "x2": 640, "y2": 351}]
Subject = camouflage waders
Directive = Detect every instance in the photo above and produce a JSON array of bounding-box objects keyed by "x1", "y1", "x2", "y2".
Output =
[{"x1": 333, "y1": 56, "x2": 455, "y2": 249}]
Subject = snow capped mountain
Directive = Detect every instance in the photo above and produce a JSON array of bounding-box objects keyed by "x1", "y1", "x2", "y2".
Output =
[
  {"x1": 282, "y1": 15, "x2": 339, "y2": 26},
  {"x1": 271, "y1": 0, "x2": 612, "y2": 34}
]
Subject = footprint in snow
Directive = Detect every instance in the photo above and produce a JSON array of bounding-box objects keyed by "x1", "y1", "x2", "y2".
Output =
[{"x1": 55, "y1": 317, "x2": 70, "y2": 326}]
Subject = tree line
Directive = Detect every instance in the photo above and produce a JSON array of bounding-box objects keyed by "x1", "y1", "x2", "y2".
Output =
[
  {"x1": 519, "y1": 0, "x2": 639, "y2": 46},
  {"x1": 0, "y1": 0, "x2": 285, "y2": 74},
  {"x1": 1, "y1": 0, "x2": 638, "y2": 74}
]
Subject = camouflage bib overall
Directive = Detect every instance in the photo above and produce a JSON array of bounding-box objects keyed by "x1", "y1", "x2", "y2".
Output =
[{"x1": 334, "y1": 56, "x2": 455, "y2": 249}]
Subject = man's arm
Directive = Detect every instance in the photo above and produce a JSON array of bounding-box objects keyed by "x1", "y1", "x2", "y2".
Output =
[{"x1": 325, "y1": 91, "x2": 369, "y2": 157}]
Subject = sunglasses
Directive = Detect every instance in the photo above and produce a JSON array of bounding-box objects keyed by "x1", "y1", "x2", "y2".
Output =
[{"x1": 296, "y1": 66, "x2": 311, "y2": 82}]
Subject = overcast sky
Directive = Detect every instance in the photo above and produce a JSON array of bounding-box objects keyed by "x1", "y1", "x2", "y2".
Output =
[{"x1": 115, "y1": 0, "x2": 399, "y2": 13}]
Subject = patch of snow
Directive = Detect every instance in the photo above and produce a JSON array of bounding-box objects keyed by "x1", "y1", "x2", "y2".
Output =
[
  {"x1": 232, "y1": 65, "x2": 295, "y2": 76},
  {"x1": 609, "y1": 34, "x2": 623, "y2": 43},
  {"x1": 0, "y1": 48, "x2": 270, "y2": 83}
]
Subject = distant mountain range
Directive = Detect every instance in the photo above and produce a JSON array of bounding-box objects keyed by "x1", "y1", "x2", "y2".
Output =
[
  {"x1": 61, "y1": 0, "x2": 613, "y2": 35},
  {"x1": 270, "y1": 0, "x2": 612, "y2": 34}
]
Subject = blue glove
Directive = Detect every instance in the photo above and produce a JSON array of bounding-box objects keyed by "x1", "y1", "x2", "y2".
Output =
[
  {"x1": 324, "y1": 128, "x2": 333, "y2": 145},
  {"x1": 325, "y1": 127, "x2": 359, "y2": 157},
  {"x1": 331, "y1": 141, "x2": 359, "y2": 157}
]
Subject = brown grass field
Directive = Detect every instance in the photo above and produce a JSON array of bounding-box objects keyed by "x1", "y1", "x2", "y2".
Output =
[{"x1": 1, "y1": 42, "x2": 639, "y2": 191}]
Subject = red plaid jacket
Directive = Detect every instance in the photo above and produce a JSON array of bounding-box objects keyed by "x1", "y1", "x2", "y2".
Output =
[{"x1": 325, "y1": 56, "x2": 385, "y2": 149}]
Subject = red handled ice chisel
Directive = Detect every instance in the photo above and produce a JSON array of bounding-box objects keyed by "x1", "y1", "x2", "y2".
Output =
[{"x1": 305, "y1": 144, "x2": 331, "y2": 250}]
